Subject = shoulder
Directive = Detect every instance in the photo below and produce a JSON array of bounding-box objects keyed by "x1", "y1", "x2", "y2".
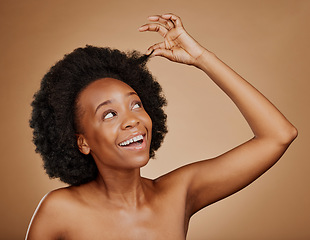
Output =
[
  {"x1": 153, "y1": 161, "x2": 201, "y2": 194},
  {"x1": 155, "y1": 160, "x2": 203, "y2": 183},
  {"x1": 37, "y1": 187, "x2": 79, "y2": 213},
  {"x1": 26, "y1": 187, "x2": 79, "y2": 239}
]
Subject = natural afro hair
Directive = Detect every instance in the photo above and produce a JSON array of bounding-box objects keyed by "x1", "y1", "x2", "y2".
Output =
[{"x1": 30, "y1": 46, "x2": 167, "y2": 186}]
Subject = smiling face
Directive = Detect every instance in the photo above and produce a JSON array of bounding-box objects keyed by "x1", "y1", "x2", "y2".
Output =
[{"x1": 75, "y1": 78, "x2": 152, "y2": 170}]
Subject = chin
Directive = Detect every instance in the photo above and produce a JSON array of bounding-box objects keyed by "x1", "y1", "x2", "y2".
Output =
[{"x1": 129, "y1": 154, "x2": 150, "y2": 169}]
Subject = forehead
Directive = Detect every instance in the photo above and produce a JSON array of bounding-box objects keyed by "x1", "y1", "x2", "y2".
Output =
[
  {"x1": 85, "y1": 77, "x2": 134, "y2": 92},
  {"x1": 77, "y1": 78, "x2": 137, "y2": 109}
]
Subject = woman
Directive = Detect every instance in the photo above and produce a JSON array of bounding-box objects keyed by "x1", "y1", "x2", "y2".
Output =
[{"x1": 26, "y1": 14, "x2": 297, "y2": 239}]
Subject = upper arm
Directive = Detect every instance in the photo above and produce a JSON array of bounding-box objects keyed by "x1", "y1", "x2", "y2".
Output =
[
  {"x1": 183, "y1": 137, "x2": 294, "y2": 215},
  {"x1": 26, "y1": 191, "x2": 67, "y2": 240}
]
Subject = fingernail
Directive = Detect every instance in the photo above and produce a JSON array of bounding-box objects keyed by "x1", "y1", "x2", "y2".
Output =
[
  {"x1": 138, "y1": 26, "x2": 146, "y2": 31},
  {"x1": 146, "y1": 49, "x2": 155, "y2": 56}
]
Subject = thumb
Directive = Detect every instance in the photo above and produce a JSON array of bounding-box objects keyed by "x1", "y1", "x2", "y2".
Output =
[{"x1": 153, "y1": 49, "x2": 175, "y2": 61}]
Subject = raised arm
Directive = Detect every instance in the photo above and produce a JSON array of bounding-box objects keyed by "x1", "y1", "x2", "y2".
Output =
[{"x1": 139, "y1": 14, "x2": 297, "y2": 215}]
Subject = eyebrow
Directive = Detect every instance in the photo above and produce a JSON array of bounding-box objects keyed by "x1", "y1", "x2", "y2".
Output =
[{"x1": 94, "y1": 91, "x2": 138, "y2": 114}]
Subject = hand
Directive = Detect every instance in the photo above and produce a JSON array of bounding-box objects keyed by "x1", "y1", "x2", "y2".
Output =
[{"x1": 139, "y1": 13, "x2": 206, "y2": 66}]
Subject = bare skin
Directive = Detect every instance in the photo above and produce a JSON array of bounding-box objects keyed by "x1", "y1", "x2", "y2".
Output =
[{"x1": 26, "y1": 14, "x2": 297, "y2": 240}]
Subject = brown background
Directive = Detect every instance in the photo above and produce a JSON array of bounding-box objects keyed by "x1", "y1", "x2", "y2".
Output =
[{"x1": 1, "y1": 0, "x2": 309, "y2": 239}]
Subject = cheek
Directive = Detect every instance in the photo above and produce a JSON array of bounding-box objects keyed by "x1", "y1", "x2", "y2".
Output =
[
  {"x1": 143, "y1": 112, "x2": 152, "y2": 132},
  {"x1": 96, "y1": 125, "x2": 118, "y2": 144},
  {"x1": 86, "y1": 122, "x2": 118, "y2": 151}
]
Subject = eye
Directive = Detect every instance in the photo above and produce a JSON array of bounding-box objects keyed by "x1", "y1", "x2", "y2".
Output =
[
  {"x1": 132, "y1": 102, "x2": 142, "y2": 110},
  {"x1": 103, "y1": 111, "x2": 116, "y2": 120}
]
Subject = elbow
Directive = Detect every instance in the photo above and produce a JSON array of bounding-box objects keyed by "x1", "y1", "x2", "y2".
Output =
[
  {"x1": 259, "y1": 124, "x2": 298, "y2": 147},
  {"x1": 289, "y1": 125, "x2": 298, "y2": 141},
  {"x1": 278, "y1": 124, "x2": 298, "y2": 146}
]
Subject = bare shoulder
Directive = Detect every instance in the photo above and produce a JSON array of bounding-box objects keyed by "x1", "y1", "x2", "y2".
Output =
[
  {"x1": 153, "y1": 161, "x2": 200, "y2": 193},
  {"x1": 26, "y1": 187, "x2": 79, "y2": 239}
]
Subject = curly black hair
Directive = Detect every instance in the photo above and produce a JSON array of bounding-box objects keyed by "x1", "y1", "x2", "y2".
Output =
[{"x1": 30, "y1": 46, "x2": 168, "y2": 186}]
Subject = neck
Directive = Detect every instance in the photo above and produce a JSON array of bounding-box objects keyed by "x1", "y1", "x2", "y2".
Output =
[{"x1": 94, "y1": 166, "x2": 147, "y2": 208}]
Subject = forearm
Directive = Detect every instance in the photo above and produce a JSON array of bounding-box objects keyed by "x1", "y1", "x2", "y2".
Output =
[{"x1": 195, "y1": 50, "x2": 297, "y2": 144}]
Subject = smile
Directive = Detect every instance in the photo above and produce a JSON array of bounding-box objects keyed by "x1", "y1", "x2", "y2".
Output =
[{"x1": 119, "y1": 134, "x2": 144, "y2": 147}]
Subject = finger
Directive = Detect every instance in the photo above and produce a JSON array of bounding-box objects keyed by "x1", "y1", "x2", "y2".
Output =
[
  {"x1": 138, "y1": 24, "x2": 168, "y2": 37},
  {"x1": 147, "y1": 15, "x2": 175, "y2": 30},
  {"x1": 161, "y1": 13, "x2": 183, "y2": 28},
  {"x1": 146, "y1": 42, "x2": 166, "y2": 54},
  {"x1": 152, "y1": 48, "x2": 175, "y2": 61}
]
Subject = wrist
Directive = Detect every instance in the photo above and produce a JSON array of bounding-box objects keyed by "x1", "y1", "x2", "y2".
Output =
[{"x1": 194, "y1": 50, "x2": 217, "y2": 71}]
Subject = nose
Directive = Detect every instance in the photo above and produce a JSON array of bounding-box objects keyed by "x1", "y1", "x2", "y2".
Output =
[{"x1": 121, "y1": 112, "x2": 140, "y2": 130}]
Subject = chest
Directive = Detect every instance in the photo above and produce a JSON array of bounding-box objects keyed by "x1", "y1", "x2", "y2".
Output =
[{"x1": 61, "y1": 197, "x2": 188, "y2": 240}]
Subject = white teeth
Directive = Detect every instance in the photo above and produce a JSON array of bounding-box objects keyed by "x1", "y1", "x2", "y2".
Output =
[{"x1": 119, "y1": 135, "x2": 143, "y2": 146}]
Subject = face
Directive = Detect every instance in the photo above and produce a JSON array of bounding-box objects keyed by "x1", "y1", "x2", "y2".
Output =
[{"x1": 76, "y1": 78, "x2": 152, "y2": 170}]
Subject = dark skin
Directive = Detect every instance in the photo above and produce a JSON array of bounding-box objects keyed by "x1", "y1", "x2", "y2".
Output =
[{"x1": 26, "y1": 14, "x2": 297, "y2": 239}]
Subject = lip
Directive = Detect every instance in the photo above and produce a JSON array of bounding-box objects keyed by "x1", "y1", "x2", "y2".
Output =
[{"x1": 117, "y1": 133, "x2": 147, "y2": 151}]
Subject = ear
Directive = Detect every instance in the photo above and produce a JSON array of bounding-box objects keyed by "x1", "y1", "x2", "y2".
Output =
[{"x1": 76, "y1": 134, "x2": 90, "y2": 155}]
